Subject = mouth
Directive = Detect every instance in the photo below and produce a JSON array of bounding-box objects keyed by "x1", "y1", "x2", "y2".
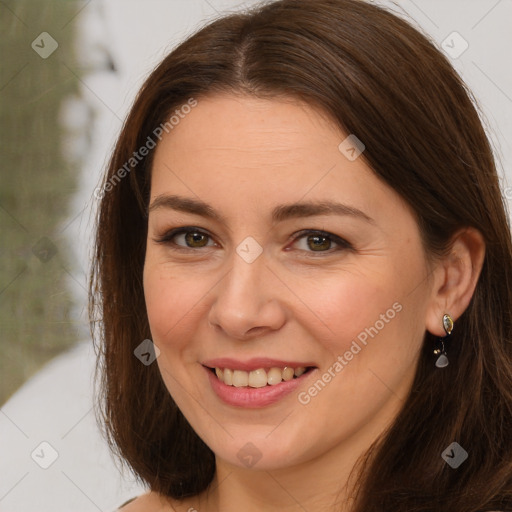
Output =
[
  {"x1": 202, "y1": 357, "x2": 318, "y2": 407},
  {"x1": 207, "y1": 365, "x2": 316, "y2": 388}
]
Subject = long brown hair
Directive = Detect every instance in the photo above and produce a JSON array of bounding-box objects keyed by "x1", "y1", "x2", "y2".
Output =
[{"x1": 89, "y1": 1, "x2": 512, "y2": 510}]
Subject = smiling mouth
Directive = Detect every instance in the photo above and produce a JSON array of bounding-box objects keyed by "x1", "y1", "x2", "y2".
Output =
[{"x1": 209, "y1": 366, "x2": 315, "y2": 388}]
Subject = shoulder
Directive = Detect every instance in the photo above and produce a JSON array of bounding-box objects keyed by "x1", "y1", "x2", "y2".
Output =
[
  {"x1": 117, "y1": 491, "x2": 195, "y2": 512},
  {"x1": 117, "y1": 491, "x2": 174, "y2": 511}
]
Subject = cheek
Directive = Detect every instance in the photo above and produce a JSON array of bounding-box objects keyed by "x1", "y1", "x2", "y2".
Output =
[
  {"x1": 143, "y1": 262, "x2": 206, "y2": 349},
  {"x1": 297, "y1": 256, "x2": 426, "y2": 382},
  {"x1": 293, "y1": 275, "x2": 423, "y2": 444},
  {"x1": 293, "y1": 265, "x2": 402, "y2": 354},
  {"x1": 143, "y1": 263, "x2": 209, "y2": 401}
]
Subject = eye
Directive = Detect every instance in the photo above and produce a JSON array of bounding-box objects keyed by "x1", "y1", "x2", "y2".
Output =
[
  {"x1": 290, "y1": 230, "x2": 352, "y2": 253},
  {"x1": 155, "y1": 227, "x2": 216, "y2": 249}
]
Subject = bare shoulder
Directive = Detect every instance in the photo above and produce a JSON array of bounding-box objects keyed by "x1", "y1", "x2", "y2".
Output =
[
  {"x1": 118, "y1": 492, "x2": 158, "y2": 511},
  {"x1": 118, "y1": 491, "x2": 184, "y2": 512}
]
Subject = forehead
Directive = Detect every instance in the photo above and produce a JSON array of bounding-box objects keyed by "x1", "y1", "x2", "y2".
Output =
[
  {"x1": 154, "y1": 93, "x2": 341, "y2": 165},
  {"x1": 149, "y1": 93, "x2": 404, "y2": 225}
]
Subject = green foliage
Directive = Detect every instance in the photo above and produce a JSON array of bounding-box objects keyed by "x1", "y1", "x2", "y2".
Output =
[{"x1": 0, "y1": 0, "x2": 83, "y2": 404}]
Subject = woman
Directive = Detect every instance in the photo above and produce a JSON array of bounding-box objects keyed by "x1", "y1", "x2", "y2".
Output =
[{"x1": 89, "y1": 0, "x2": 512, "y2": 510}]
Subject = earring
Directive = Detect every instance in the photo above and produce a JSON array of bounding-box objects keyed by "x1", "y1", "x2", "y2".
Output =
[{"x1": 433, "y1": 314, "x2": 453, "y2": 368}]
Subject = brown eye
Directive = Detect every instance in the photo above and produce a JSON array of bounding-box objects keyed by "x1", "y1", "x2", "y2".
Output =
[
  {"x1": 291, "y1": 230, "x2": 352, "y2": 254},
  {"x1": 184, "y1": 231, "x2": 209, "y2": 247},
  {"x1": 307, "y1": 234, "x2": 332, "y2": 251},
  {"x1": 156, "y1": 227, "x2": 215, "y2": 249}
]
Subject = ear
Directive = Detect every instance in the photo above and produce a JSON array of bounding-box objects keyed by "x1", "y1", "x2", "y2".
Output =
[{"x1": 425, "y1": 227, "x2": 486, "y2": 337}]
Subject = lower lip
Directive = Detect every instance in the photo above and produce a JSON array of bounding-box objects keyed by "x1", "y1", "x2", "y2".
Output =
[{"x1": 205, "y1": 366, "x2": 315, "y2": 408}]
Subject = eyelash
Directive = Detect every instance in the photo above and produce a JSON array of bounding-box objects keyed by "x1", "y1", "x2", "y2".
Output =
[{"x1": 154, "y1": 226, "x2": 353, "y2": 255}]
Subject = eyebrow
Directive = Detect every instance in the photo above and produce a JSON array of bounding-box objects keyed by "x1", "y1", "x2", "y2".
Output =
[{"x1": 148, "y1": 194, "x2": 375, "y2": 225}]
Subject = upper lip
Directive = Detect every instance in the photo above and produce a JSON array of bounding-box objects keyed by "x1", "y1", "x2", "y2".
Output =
[{"x1": 202, "y1": 357, "x2": 316, "y2": 372}]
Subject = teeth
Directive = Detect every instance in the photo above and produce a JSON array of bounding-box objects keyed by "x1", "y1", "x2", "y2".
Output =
[
  {"x1": 214, "y1": 365, "x2": 309, "y2": 387},
  {"x1": 267, "y1": 367, "x2": 283, "y2": 385},
  {"x1": 232, "y1": 370, "x2": 249, "y2": 387},
  {"x1": 224, "y1": 368, "x2": 233, "y2": 386},
  {"x1": 282, "y1": 367, "x2": 294, "y2": 381},
  {"x1": 249, "y1": 369, "x2": 268, "y2": 388},
  {"x1": 294, "y1": 367, "x2": 306, "y2": 377}
]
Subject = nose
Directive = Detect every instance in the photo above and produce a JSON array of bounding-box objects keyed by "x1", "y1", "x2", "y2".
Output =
[{"x1": 207, "y1": 250, "x2": 287, "y2": 341}]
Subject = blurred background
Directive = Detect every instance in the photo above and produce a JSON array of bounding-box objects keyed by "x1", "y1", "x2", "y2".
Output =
[{"x1": 1, "y1": 0, "x2": 511, "y2": 510}]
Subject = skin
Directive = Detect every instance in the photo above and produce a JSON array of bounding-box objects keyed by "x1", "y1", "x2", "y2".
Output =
[{"x1": 127, "y1": 93, "x2": 485, "y2": 512}]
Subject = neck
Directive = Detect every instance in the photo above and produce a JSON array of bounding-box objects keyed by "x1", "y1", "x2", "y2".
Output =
[
  {"x1": 197, "y1": 418, "x2": 389, "y2": 512},
  {"x1": 208, "y1": 460, "x2": 353, "y2": 512}
]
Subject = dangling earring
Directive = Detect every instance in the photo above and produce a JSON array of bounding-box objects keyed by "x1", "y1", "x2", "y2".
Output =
[{"x1": 433, "y1": 314, "x2": 453, "y2": 368}]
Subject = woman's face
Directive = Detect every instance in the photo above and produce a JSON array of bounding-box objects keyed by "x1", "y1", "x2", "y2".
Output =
[{"x1": 143, "y1": 93, "x2": 437, "y2": 472}]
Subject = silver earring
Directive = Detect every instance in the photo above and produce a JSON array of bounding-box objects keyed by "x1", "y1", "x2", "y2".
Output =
[{"x1": 433, "y1": 314, "x2": 453, "y2": 368}]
